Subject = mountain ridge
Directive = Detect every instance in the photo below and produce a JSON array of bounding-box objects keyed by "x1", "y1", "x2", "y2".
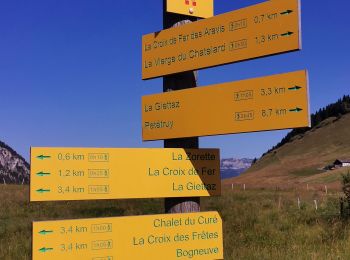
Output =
[
  {"x1": 220, "y1": 158, "x2": 252, "y2": 179},
  {"x1": 0, "y1": 140, "x2": 29, "y2": 184},
  {"x1": 225, "y1": 95, "x2": 350, "y2": 188},
  {"x1": 263, "y1": 95, "x2": 350, "y2": 157},
  {"x1": 226, "y1": 113, "x2": 350, "y2": 188}
]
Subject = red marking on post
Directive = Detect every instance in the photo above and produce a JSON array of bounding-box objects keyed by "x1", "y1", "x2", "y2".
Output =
[{"x1": 185, "y1": 0, "x2": 196, "y2": 6}]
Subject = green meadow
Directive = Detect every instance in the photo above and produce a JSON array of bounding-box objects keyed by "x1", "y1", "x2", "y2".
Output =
[{"x1": 1, "y1": 185, "x2": 350, "y2": 259}]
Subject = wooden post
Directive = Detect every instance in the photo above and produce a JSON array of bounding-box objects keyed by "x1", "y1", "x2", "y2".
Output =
[
  {"x1": 163, "y1": 1, "x2": 200, "y2": 214},
  {"x1": 340, "y1": 198, "x2": 344, "y2": 217},
  {"x1": 278, "y1": 196, "x2": 282, "y2": 210}
]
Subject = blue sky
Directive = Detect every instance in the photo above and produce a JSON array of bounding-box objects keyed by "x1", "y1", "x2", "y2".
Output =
[{"x1": 1, "y1": 0, "x2": 349, "y2": 162}]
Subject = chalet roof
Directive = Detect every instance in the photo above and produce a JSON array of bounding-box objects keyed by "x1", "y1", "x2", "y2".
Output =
[{"x1": 334, "y1": 159, "x2": 350, "y2": 163}]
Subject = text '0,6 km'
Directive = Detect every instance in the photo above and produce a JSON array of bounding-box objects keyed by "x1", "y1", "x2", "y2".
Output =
[
  {"x1": 142, "y1": 70, "x2": 310, "y2": 140},
  {"x1": 33, "y1": 211, "x2": 223, "y2": 260},
  {"x1": 30, "y1": 147, "x2": 221, "y2": 201},
  {"x1": 142, "y1": 0, "x2": 301, "y2": 79}
]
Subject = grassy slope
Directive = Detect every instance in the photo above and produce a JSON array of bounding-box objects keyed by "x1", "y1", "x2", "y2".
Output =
[
  {"x1": 1, "y1": 185, "x2": 350, "y2": 259},
  {"x1": 0, "y1": 185, "x2": 163, "y2": 260},
  {"x1": 225, "y1": 114, "x2": 350, "y2": 188}
]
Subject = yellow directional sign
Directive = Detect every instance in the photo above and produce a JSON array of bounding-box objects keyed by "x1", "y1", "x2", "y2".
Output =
[
  {"x1": 142, "y1": 70, "x2": 310, "y2": 140},
  {"x1": 33, "y1": 211, "x2": 223, "y2": 260},
  {"x1": 142, "y1": 0, "x2": 301, "y2": 79},
  {"x1": 30, "y1": 148, "x2": 220, "y2": 201},
  {"x1": 167, "y1": 0, "x2": 214, "y2": 18}
]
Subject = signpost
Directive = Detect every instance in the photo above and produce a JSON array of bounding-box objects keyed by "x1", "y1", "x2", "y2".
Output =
[
  {"x1": 30, "y1": 147, "x2": 220, "y2": 201},
  {"x1": 143, "y1": 70, "x2": 309, "y2": 140},
  {"x1": 167, "y1": 0, "x2": 214, "y2": 18},
  {"x1": 143, "y1": 0, "x2": 301, "y2": 79},
  {"x1": 31, "y1": 0, "x2": 308, "y2": 258},
  {"x1": 33, "y1": 211, "x2": 223, "y2": 260}
]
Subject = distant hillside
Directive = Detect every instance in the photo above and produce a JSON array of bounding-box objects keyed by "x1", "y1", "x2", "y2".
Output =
[
  {"x1": 0, "y1": 141, "x2": 29, "y2": 184},
  {"x1": 226, "y1": 96, "x2": 350, "y2": 188},
  {"x1": 220, "y1": 158, "x2": 252, "y2": 179},
  {"x1": 263, "y1": 95, "x2": 350, "y2": 156}
]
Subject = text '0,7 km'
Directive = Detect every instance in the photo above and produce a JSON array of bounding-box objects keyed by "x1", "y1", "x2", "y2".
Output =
[
  {"x1": 142, "y1": 0, "x2": 301, "y2": 79},
  {"x1": 30, "y1": 147, "x2": 221, "y2": 202},
  {"x1": 142, "y1": 70, "x2": 310, "y2": 140}
]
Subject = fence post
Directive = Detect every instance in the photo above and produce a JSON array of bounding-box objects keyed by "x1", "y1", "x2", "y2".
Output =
[
  {"x1": 278, "y1": 196, "x2": 282, "y2": 210},
  {"x1": 340, "y1": 198, "x2": 344, "y2": 216}
]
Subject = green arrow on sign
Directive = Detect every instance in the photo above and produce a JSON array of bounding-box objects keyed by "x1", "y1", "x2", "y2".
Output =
[
  {"x1": 37, "y1": 155, "x2": 51, "y2": 160},
  {"x1": 36, "y1": 189, "x2": 51, "y2": 194},
  {"x1": 289, "y1": 107, "x2": 303, "y2": 112},
  {"x1": 39, "y1": 247, "x2": 53, "y2": 253},
  {"x1": 38, "y1": 230, "x2": 53, "y2": 235},
  {"x1": 36, "y1": 171, "x2": 51, "y2": 177},
  {"x1": 280, "y1": 9, "x2": 293, "y2": 15},
  {"x1": 288, "y1": 86, "x2": 302, "y2": 91},
  {"x1": 281, "y1": 31, "x2": 294, "y2": 37}
]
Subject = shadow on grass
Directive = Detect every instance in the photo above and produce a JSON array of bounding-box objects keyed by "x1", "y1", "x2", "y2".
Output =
[{"x1": 74, "y1": 206, "x2": 125, "y2": 218}]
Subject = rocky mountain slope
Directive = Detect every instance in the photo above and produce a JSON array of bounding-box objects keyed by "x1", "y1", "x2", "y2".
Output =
[{"x1": 0, "y1": 141, "x2": 29, "y2": 184}]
